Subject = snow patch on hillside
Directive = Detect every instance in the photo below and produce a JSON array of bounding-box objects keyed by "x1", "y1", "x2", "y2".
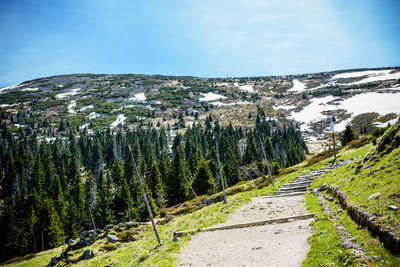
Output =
[
  {"x1": 56, "y1": 88, "x2": 81, "y2": 99},
  {"x1": 79, "y1": 123, "x2": 90, "y2": 129},
  {"x1": 110, "y1": 114, "x2": 126, "y2": 128},
  {"x1": 0, "y1": 103, "x2": 18, "y2": 108},
  {"x1": 331, "y1": 70, "x2": 391, "y2": 80},
  {"x1": 331, "y1": 69, "x2": 400, "y2": 85},
  {"x1": 353, "y1": 72, "x2": 400, "y2": 85},
  {"x1": 210, "y1": 101, "x2": 251, "y2": 106},
  {"x1": 334, "y1": 92, "x2": 400, "y2": 131},
  {"x1": 21, "y1": 87, "x2": 39, "y2": 92},
  {"x1": 274, "y1": 104, "x2": 296, "y2": 110},
  {"x1": 67, "y1": 101, "x2": 77, "y2": 114},
  {"x1": 130, "y1": 92, "x2": 146, "y2": 102},
  {"x1": 80, "y1": 105, "x2": 93, "y2": 112},
  {"x1": 0, "y1": 83, "x2": 24, "y2": 94},
  {"x1": 234, "y1": 82, "x2": 255, "y2": 92},
  {"x1": 374, "y1": 118, "x2": 399, "y2": 128},
  {"x1": 290, "y1": 96, "x2": 335, "y2": 131},
  {"x1": 215, "y1": 82, "x2": 229, "y2": 87},
  {"x1": 88, "y1": 112, "x2": 101, "y2": 119},
  {"x1": 287, "y1": 79, "x2": 306, "y2": 93},
  {"x1": 199, "y1": 92, "x2": 226, "y2": 101},
  {"x1": 291, "y1": 92, "x2": 400, "y2": 132}
]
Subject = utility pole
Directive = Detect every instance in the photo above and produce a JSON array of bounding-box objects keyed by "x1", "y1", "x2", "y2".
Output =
[
  {"x1": 215, "y1": 142, "x2": 227, "y2": 204},
  {"x1": 128, "y1": 145, "x2": 162, "y2": 246},
  {"x1": 259, "y1": 137, "x2": 274, "y2": 186},
  {"x1": 329, "y1": 118, "x2": 336, "y2": 165},
  {"x1": 332, "y1": 131, "x2": 336, "y2": 165},
  {"x1": 33, "y1": 233, "x2": 37, "y2": 253},
  {"x1": 89, "y1": 208, "x2": 96, "y2": 230},
  {"x1": 128, "y1": 202, "x2": 132, "y2": 221},
  {"x1": 185, "y1": 175, "x2": 204, "y2": 207},
  {"x1": 41, "y1": 229, "x2": 44, "y2": 251}
]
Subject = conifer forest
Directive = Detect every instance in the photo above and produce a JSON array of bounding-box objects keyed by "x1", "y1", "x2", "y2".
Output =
[{"x1": 0, "y1": 108, "x2": 307, "y2": 261}]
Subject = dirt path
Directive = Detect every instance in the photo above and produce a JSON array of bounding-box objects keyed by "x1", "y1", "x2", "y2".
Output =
[{"x1": 178, "y1": 194, "x2": 313, "y2": 266}]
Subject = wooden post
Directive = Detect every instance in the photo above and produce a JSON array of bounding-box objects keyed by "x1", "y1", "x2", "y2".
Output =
[
  {"x1": 259, "y1": 137, "x2": 274, "y2": 186},
  {"x1": 33, "y1": 232, "x2": 37, "y2": 253},
  {"x1": 128, "y1": 202, "x2": 132, "y2": 221},
  {"x1": 215, "y1": 142, "x2": 227, "y2": 204},
  {"x1": 41, "y1": 229, "x2": 44, "y2": 251},
  {"x1": 332, "y1": 132, "x2": 336, "y2": 165},
  {"x1": 128, "y1": 145, "x2": 162, "y2": 246},
  {"x1": 186, "y1": 176, "x2": 204, "y2": 207},
  {"x1": 328, "y1": 118, "x2": 336, "y2": 166},
  {"x1": 89, "y1": 208, "x2": 96, "y2": 230}
]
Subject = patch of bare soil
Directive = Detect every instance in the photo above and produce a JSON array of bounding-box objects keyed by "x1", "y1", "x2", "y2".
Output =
[{"x1": 178, "y1": 195, "x2": 313, "y2": 267}]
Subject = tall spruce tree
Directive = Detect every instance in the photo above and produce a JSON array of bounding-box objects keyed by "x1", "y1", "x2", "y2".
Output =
[
  {"x1": 340, "y1": 125, "x2": 357, "y2": 145},
  {"x1": 192, "y1": 159, "x2": 215, "y2": 195},
  {"x1": 147, "y1": 162, "x2": 166, "y2": 208},
  {"x1": 94, "y1": 169, "x2": 114, "y2": 228},
  {"x1": 165, "y1": 146, "x2": 188, "y2": 206}
]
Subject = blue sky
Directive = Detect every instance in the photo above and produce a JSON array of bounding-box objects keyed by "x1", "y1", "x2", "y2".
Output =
[{"x1": 0, "y1": 0, "x2": 399, "y2": 87}]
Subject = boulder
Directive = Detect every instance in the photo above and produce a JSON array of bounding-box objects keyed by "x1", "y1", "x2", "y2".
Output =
[
  {"x1": 49, "y1": 257, "x2": 58, "y2": 266},
  {"x1": 103, "y1": 224, "x2": 114, "y2": 231},
  {"x1": 367, "y1": 192, "x2": 381, "y2": 200},
  {"x1": 82, "y1": 249, "x2": 93, "y2": 260},
  {"x1": 202, "y1": 197, "x2": 212, "y2": 205},
  {"x1": 107, "y1": 234, "x2": 119, "y2": 243},
  {"x1": 123, "y1": 222, "x2": 140, "y2": 229},
  {"x1": 79, "y1": 231, "x2": 90, "y2": 240},
  {"x1": 388, "y1": 205, "x2": 399, "y2": 211}
]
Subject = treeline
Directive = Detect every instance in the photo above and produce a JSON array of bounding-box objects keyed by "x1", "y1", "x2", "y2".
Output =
[{"x1": 0, "y1": 108, "x2": 307, "y2": 262}]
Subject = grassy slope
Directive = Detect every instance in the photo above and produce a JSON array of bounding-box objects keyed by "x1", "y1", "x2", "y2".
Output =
[
  {"x1": 4, "y1": 123, "x2": 400, "y2": 266},
  {"x1": 304, "y1": 121, "x2": 400, "y2": 266},
  {"x1": 3, "y1": 168, "x2": 305, "y2": 267}
]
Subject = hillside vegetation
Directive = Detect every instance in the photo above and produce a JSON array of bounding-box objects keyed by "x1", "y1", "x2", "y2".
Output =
[
  {"x1": 3, "y1": 118, "x2": 399, "y2": 266},
  {"x1": 0, "y1": 107, "x2": 307, "y2": 263}
]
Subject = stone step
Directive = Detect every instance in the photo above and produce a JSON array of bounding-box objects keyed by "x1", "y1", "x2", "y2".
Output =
[
  {"x1": 263, "y1": 192, "x2": 306, "y2": 198},
  {"x1": 275, "y1": 188, "x2": 307, "y2": 195},
  {"x1": 286, "y1": 181, "x2": 313, "y2": 187},
  {"x1": 279, "y1": 185, "x2": 307, "y2": 190}
]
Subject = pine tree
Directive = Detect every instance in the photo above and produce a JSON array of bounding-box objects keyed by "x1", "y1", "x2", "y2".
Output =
[
  {"x1": 67, "y1": 176, "x2": 87, "y2": 238},
  {"x1": 192, "y1": 159, "x2": 216, "y2": 195},
  {"x1": 147, "y1": 162, "x2": 166, "y2": 208},
  {"x1": 242, "y1": 132, "x2": 259, "y2": 165},
  {"x1": 135, "y1": 179, "x2": 157, "y2": 221},
  {"x1": 41, "y1": 198, "x2": 64, "y2": 249},
  {"x1": 340, "y1": 125, "x2": 357, "y2": 145},
  {"x1": 50, "y1": 174, "x2": 67, "y2": 224},
  {"x1": 111, "y1": 158, "x2": 124, "y2": 187},
  {"x1": 94, "y1": 169, "x2": 114, "y2": 228},
  {"x1": 113, "y1": 175, "x2": 133, "y2": 222},
  {"x1": 165, "y1": 146, "x2": 188, "y2": 206}
]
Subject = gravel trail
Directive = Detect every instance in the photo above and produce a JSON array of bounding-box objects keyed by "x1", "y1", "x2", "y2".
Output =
[{"x1": 178, "y1": 194, "x2": 313, "y2": 267}]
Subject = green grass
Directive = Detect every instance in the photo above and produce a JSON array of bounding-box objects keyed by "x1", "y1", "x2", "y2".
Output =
[
  {"x1": 303, "y1": 194, "x2": 357, "y2": 266},
  {"x1": 6, "y1": 166, "x2": 307, "y2": 267},
  {"x1": 320, "y1": 192, "x2": 400, "y2": 266},
  {"x1": 303, "y1": 126, "x2": 400, "y2": 266},
  {"x1": 6, "y1": 129, "x2": 400, "y2": 266},
  {"x1": 2, "y1": 246, "x2": 64, "y2": 267},
  {"x1": 311, "y1": 145, "x2": 400, "y2": 232}
]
